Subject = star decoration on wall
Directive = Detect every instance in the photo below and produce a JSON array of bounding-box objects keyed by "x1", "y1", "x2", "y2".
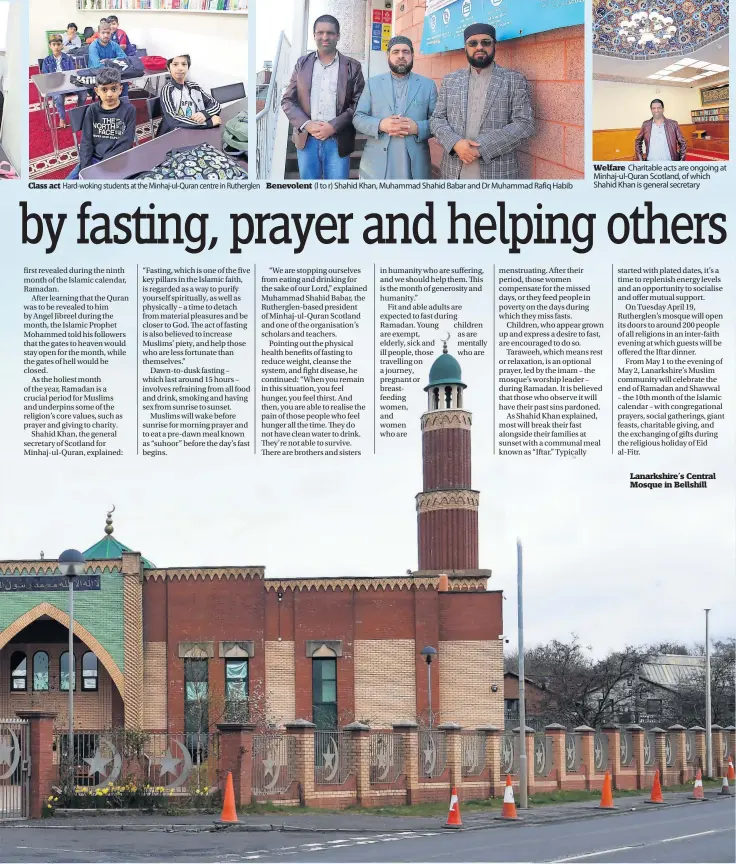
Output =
[
  {"x1": 566, "y1": 739, "x2": 576, "y2": 767},
  {"x1": 157, "y1": 749, "x2": 182, "y2": 779},
  {"x1": 594, "y1": 738, "x2": 603, "y2": 767},
  {"x1": 323, "y1": 747, "x2": 337, "y2": 772},
  {"x1": 84, "y1": 747, "x2": 113, "y2": 778},
  {"x1": 0, "y1": 738, "x2": 14, "y2": 768},
  {"x1": 262, "y1": 757, "x2": 276, "y2": 780}
]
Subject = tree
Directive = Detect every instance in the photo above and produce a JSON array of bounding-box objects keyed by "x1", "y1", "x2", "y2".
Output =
[
  {"x1": 661, "y1": 638, "x2": 735, "y2": 727},
  {"x1": 505, "y1": 635, "x2": 655, "y2": 727}
]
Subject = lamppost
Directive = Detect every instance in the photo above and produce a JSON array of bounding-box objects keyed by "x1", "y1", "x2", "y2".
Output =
[
  {"x1": 58, "y1": 549, "x2": 86, "y2": 767},
  {"x1": 421, "y1": 646, "x2": 437, "y2": 728}
]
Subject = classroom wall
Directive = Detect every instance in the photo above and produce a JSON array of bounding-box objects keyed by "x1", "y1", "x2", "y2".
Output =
[
  {"x1": 1, "y1": 0, "x2": 22, "y2": 171},
  {"x1": 593, "y1": 78, "x2": 729, "y2": 130},
  {"x1": 30, "y1": 0, "x2": 247, "y2": 92}
]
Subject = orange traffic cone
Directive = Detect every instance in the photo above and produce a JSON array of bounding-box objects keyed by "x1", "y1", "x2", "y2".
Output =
[
  {"x1": 220, "y1": 771, "x2": 238, "y2": 823},
  {"x1": 648, "y1": 769, "x2": 665, "y2": 804},
  {"x1": 500, "y1": 774, "x2": 518, "y2": 820},
  {"x1": 728, "y1": 756, "x2": 735, "y2": 783},
  {"x1": 688, "y1": 768, "x2": 705, "y2": 801},
  {"x1": 444, "y1": 787, "x2": 463, "y2": 828},
  {"x1": 598, "y1": 770, "x2": 615, "y2": 809},
  {"x1": 718, "y1": 773, "x2": 731, "y2": 796}
]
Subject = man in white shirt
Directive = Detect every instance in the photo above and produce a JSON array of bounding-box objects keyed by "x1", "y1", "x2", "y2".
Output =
[
  {"x1": 281, "y1": 15, "x2": 365, "y2": 180},
  {"x1": 635, "y1": 99, "x2": 687, "y2": 161}
]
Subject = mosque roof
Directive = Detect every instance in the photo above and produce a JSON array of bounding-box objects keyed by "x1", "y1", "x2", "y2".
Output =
[
  {"x1": 82, "y1": 509, "x2": 155, "y2": 569},
  {"x1": 426, "y1": 347, "x2": 465, "y2": 389}
]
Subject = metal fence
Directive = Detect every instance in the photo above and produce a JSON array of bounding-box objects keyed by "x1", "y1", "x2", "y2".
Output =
[
  {"x1": 0, "y1": 718, "x2": 29, "y2": 820},
  {"x1": 594, "y1": 732, "x2": 609, "y2": 772},
  {"x1": 369, "y1": 732, "x2": 404, "y2": 784},
  {"x1": 255, "y1": 31, "x2": 291, "y2": 180},
  {"x1": 533, "y1": 734, "x2": 553, "y2": 777},
  {"x1": 418, "y1": 730, "x2": 447, "y2": 779},
  {"x1": 620, "y1": 730, "x2": 635, "y2": 767},
  {"x1": 565, "y1": 733, "x2": 581, "y2": 773},
  {"x1": 461, "y1": 733, "x2": 486, "y2": 778},
  {"x1": 252, "y1": 734, "x2": 296, "y2": 796},
  {"x1": 665, "y1": 733, "x2": 677, "y2": 768},
  {"x1": 685, "y1": 731, "x2": 696, "y2": 764},
  {"x1": 644, "y1": 731, "x2": 657, "y2": 767},
  {"x1": 500, "y1": 733, "x2": 519, "y2": 776},
  {"x1": 52, "y1": 731, "x2": 220, "y2": 793},
  {"x1": 314, "y1": 731, "x2": 353, "y2": 786}
]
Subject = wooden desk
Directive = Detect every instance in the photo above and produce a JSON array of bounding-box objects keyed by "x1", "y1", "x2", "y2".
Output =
[
  {"x1": 31, "y1": 67, "x2": 168, "y2": 155},
  {"x1": 79, "y1": 98, "x2": 247, "y2": 180}
]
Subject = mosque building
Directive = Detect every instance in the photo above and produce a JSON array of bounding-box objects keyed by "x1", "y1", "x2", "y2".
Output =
[{"x1": 0, "y1": 349, "x2": 503, "y2": 733}]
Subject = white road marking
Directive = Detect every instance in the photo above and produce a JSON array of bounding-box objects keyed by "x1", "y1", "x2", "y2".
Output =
[{"x1": 549, "y1": 827, "x2": 732, "y2": 862}]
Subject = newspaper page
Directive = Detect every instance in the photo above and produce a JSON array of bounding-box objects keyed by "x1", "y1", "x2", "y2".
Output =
[{"x1": 0, "y1": 0, "x2": 734, "y2": 857}]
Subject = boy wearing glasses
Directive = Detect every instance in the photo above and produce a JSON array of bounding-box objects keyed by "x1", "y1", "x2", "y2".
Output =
[{"x1": 430, "y1": 24, "x2": 534, "y2": 180}]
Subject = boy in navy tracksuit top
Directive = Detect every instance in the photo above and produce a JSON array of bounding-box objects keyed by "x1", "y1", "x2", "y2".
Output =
[
  {"x1": 41, "y1": 35, "x2": 86, "y2": 127},
  {"x1": 69, "y1": 67, "x2": 136, "y2": 179}
]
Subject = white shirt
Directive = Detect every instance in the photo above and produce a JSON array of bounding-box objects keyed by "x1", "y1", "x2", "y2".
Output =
[
  {"x1": 648, "y1": 121, "x2": 671, "y2": 162},
  {"x1": 309, "y1": 51, "x2": 339, "y2": 123}
]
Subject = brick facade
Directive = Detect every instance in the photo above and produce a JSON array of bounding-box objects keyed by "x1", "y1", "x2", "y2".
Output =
[
  {"x1": 1, "y1": 349, "x2": 503, "y2": 736},
  {"x1": 393, "y1": 0, "x2": 584, "y2": 179}
]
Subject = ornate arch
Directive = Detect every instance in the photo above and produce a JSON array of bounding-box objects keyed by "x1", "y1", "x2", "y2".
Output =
[{"x1": 0, "y1": 602, "x2": 125, "y2": 700}]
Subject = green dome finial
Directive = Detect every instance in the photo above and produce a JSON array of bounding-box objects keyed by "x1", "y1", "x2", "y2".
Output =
[{"x1": 425, "y1": 335, "x2": 465, "y2": 391}]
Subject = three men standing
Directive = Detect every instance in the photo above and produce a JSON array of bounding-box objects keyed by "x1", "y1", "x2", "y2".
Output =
[
  {"x1": 431, "y1": 24, "x2": 534, "y2": 180},
  {"x1": 281, "y1": 19, "x2": 534, "y2": 182},
  {"x1": 281, "y1": 14, "x2": 365, "y2": 180},
  {"x1": 353, "y1": 36, "x2": 437, "y2": 181}
]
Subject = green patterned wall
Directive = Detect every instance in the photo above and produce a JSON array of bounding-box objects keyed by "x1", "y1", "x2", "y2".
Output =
[{"x1": 0, "y1": 569, "x2": 125, "y2": 673}]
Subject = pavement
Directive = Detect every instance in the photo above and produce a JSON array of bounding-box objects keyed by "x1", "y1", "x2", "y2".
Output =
[{"x1": 0, "y1": 792, "x2": 733, "y2": 862}]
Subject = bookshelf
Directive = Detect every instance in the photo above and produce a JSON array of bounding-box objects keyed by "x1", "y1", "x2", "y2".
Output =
[
  {"x1": 75, "y1": 0, "x2": 247, "y2": 12},
  {"x1": 691, "y1": 107, "x2": 729, "y2": 123}
]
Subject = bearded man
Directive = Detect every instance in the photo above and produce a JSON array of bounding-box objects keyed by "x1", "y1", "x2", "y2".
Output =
[
  {"x1": 430, "y1": 23, "x2": 534, "y2": 180},
  {"x1": 353, "y1": 35, "x2": 438, "y2": 180}
]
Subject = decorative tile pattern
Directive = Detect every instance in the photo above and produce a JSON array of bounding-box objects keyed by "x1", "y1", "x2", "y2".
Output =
[{"x1": 593, "y1": 0, "x2": 729, "y2": 60}]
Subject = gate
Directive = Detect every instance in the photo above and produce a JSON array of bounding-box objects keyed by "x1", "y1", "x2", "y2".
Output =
[{"x1": 0, "y1": 718, "x2": 30, "y2": 819}]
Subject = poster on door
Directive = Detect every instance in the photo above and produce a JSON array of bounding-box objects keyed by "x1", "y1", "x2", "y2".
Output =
[{"x1": 420, "y1": 0, "x2": 584, "y2": 55}]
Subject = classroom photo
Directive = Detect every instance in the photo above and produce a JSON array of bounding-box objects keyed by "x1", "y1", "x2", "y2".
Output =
[
  {"x1": 29, "y1": 0, "x2": 249, "y2": 182},
  {"x1": 0, "y1": 0, "x2": 21, "y2": 179},
  {"x1": 593, "y1": 0, "x2": 729, "y2": 163}
]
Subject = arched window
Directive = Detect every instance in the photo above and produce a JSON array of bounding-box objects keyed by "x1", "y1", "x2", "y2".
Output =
[
  {"x1": 432, "y1": 387, "x2": 440, "y2": 410},
  {"x1": 444, "y1": 385, "x2": 453, "y2": 409},
  {"x1": 10, "y1": 651, "x2": 27, "y2": 691},
  {"x1": 82, "y1": 652, "x2": 98, "y2": 692},
  {"x1": 33, "y1": 651, "x2": 49, "y2": 691},
  {"x1": 60, "y1": 651, "x2": 76, "y2": 691}
]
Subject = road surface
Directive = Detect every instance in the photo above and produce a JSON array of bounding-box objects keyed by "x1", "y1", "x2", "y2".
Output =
[{"x1": 1, "y1": 799, "x2": 733, "y2": 862}]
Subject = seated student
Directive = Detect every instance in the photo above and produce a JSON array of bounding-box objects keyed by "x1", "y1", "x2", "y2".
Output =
[
  {"x1": 107, "y1": 16, "x2": 133, "y2": 54},
  {"x1": 41, "y1": 36, "x2": 86, "y2": 129},
  {"x1": 62, "y1": 23, "x2": 82, "y2": 53},
  {"x1": 88, "y1": 21, "x2": 129, "y2": 99},
  {"x1": 68, "y1": 67, "x2": 136, "y2": 179},
  {"x1": 159, "y1": 55, "x2": 222, "y2": 136},
  {"x1": 86, "y1": 18, "x2": 108, "y2": 44}
]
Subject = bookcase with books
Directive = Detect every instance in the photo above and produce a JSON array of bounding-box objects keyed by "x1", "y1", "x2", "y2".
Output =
[
  {"x1": 691, "y1": 107, "x2": 729, "y2": 123},
  {"x1": 75, "y1": 0, "x2": 247, "y2": 12}
]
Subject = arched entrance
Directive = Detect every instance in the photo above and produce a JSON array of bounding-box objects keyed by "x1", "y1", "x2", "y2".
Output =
[{"x1": 0, "y1": 603, "x2": 125, "y2": 729}]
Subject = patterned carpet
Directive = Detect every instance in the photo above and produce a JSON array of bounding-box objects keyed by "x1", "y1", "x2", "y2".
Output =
[{"x1": 28, "y1": 65, "x2": 156, "y2": 180}]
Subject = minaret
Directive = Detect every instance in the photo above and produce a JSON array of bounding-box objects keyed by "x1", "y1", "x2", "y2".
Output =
[{"x1": 416, "y1": 342, "x2": 479, "y2": 571}]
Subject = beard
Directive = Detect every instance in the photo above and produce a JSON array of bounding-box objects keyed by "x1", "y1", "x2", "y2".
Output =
[
  {"x1": 389, "y1": 58, "x2": 413, "y2": 75},
  {"x1": 466, "y1": 45, "x2": 495, "y2": 69}
]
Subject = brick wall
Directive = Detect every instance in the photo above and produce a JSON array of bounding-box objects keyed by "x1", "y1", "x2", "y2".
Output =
[
  {"x1": 438, "y1": 639, "x2": 503, "y2": 728},
  {"x1": 265, "y1": 640, "x2": 296, "y2": 725},
  {"x1": 394, "y1": 0, "x2": 584, "y2": 179},
  {"x1": 354, "y1": 639, "x2": 416, "y2": 725},
  {"x1": 142, "y1": 641, "x2": 167, "y2": 730}
]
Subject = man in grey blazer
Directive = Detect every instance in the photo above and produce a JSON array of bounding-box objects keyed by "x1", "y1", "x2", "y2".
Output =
[
  {"x1": 430, "y1": 23, "x2": 534, "y2": 180},
  {"x1": 353, "y1": 36, "x2": 438, "y2": 180}
]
